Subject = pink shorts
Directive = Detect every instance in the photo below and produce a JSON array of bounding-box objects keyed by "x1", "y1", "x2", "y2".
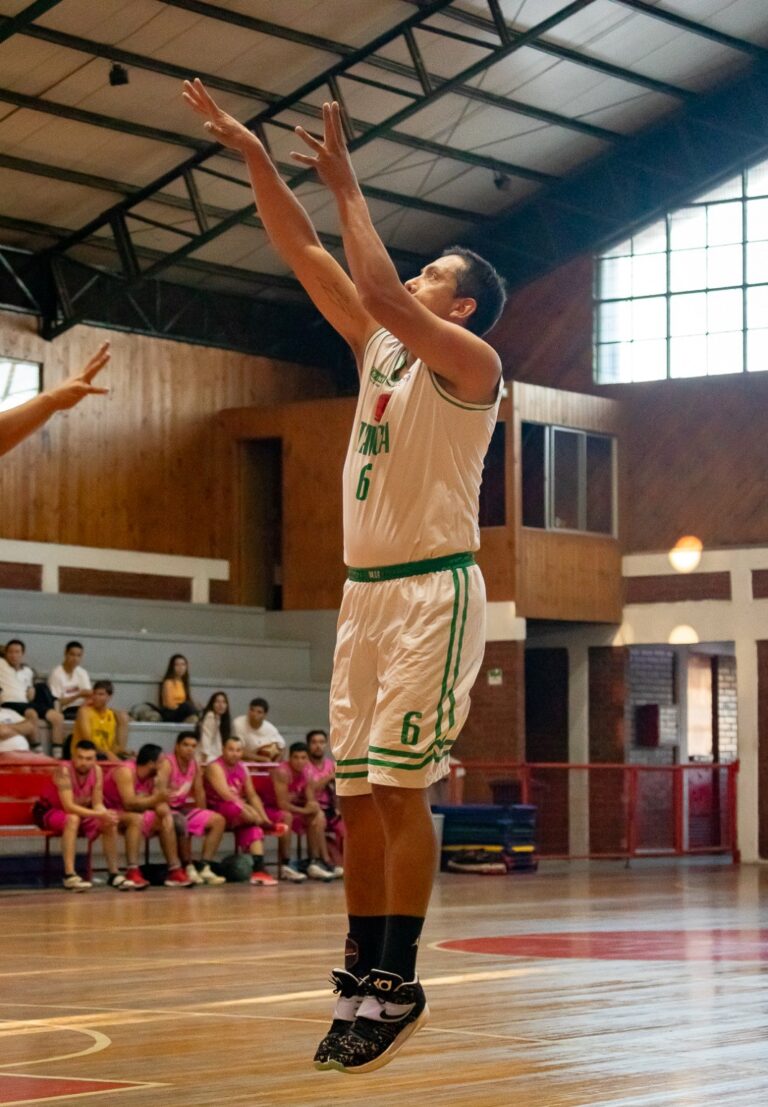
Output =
[
  {"x1": 179, "y1": 807, "x2": 218, "y2": 837},
  {"x1": 214, "y1": 800, "x2": 264, "y2": 850},
  {"x1": 264, "y1": 805, "x2": 291, "y2": 834},
  {"x1": 42, "y1": 809, "x2": 102, "y2": 841}
]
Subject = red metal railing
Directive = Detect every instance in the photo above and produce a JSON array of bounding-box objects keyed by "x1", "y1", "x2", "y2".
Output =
[{"x1": 446, "y1": 760, "x2": 740, "y2": 863}]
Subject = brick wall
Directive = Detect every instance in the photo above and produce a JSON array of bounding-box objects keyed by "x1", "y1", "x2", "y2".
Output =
[
  {"x1": 716, "y1": 655, "x2": 738, "y2": 763},
  {"x1": 456, "y1": 641, "x2": 525, "y2": 763},
  {"x1": 627, "y1": 648, "x2": 679, "y2": 766}
]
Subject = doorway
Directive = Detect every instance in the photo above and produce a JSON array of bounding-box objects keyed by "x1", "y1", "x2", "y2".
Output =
[{"x1": 239, "y1": 439, "x2": 282, "y2": 610}]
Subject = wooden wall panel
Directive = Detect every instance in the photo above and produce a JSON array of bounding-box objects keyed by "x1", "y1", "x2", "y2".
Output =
[
  {"x1": 626, "y1": 572, "x2": 731, "y2": 604},
  {"x1": 0, "y1": 561, "x2": 42, "y2": 590},
  {"x1": 58, "y1": 567, "x2": 191, "y2": 602},
  {"x1": 518, "y1": 529, "x2": 623, "y2": 623},
  {"x1": 0, "y1": 312, "x2": 335, "y2": 565}
]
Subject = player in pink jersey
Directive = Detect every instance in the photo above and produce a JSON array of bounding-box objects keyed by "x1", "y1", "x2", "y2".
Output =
[
  {"x1": 249, "y1": 765, "x2": 304, "y2": 884},
  {"x1": 274, "y1": 743, "x2": 337, "y2": 881},
  {"x1": 204, "y1": 735, "x2": 288, "y2": 887},
  {"x1": 34, "y1": 738, "x2": 124, "y2": 892},
  {"x1": 103, "y1": 743, "x2": 191, "y2": 889},
  {"x1": 307, "y1": 729, "x2": 345, "y2": 874},
  {"x1": 157, "y1": 732, "x2": 225, "y2": 886}
]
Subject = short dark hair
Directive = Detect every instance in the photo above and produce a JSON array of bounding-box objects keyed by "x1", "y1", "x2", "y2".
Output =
[
  {"x1": 93, "y1": 680, "x2": 113, "y2": 695},
  {"x1": 176, "y1": 730, "x2": 198, "y2": 745},
  {"x1": 306, "y1": 729, "x2": 327, "y2": 742},
  {"x1": 289, "y1": 741, "x2": 309, "y2": 756},
  {"x1": 136, "y1": 743, "x2": 163, "y2": 766},
  {"x1": 223, "y1": 734, "x2": 242, "y2": 747},
  {"x1": 441, "y1": 246, "x2": 506, "y2": 336},
  {"x1": 75, "y1": 739, "x2": 96, "y2": 752},
  {"x1": 249, "y1": 697, "x2": 269, "y2": 711},
  {"x1": 65, "y1": 641, "x2": 83, "y2": 653},
  {"x1": 5, "y1": 638, "x2": 25, "y2": 652}
]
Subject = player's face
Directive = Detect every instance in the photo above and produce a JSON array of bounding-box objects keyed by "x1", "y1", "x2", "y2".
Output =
[
  {"x1": 404, "y1": 255, "x2": 466, "y2": 321},
  {"x1": 290, "y1": 751, "x2": 309, "y2": 772},
  {"x1": 248, "y1": 706, "x2": 266, "y2": 726},
  {"x1": 308, "y1": 734, "x2": 326, "y2": 759},
  {"x1": 223, "y1": 739, "x2": 242, "y2": 765},
  {"x1": 73, "y1": 748, "x2": 96, "y2": 773},
  {"x1": 177, "y1": 737, "x2": 197, "y2": 761}
]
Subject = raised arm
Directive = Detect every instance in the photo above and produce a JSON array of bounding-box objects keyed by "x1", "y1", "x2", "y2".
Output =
[
  {"x1": 292, "y1": 103, "x2": 501, "y2": 404},
  {"x1": 0, "y1": 343, "x2": 110, "y2": 459},
  {"x1": 182, "y1": 80, "x2": 375, "y2": 363}
]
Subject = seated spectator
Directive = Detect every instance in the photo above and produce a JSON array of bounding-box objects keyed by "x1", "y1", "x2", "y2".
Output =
[
  {"x1": 204, "y1": 735, "x2": 287, "y2": 886},
  {"x1": 250, "y1": 766, "x2": 305, "y2": 884},
  {"x1": 159, "y1": 655, "x2": 199, "y2": 723},
  {"x1": 197, "y1": 691, "x2": 230, "y2": 765},
  {"x1": 0, "y1": 638, "x2": 63, "y2": 749},
  {"x1": 32, "y1": 738, "x2": 125, "y2": 892},
  {"x1": 48, "y1": 641, "x2": 92, "y2": 720},
  {"x1": 156, "y1": 731, "x2": 226, "y2": 886},
  {"x1": 274, "y1": 742, "x2": 338, "y2": 881},
  {"x1": 233, "y1": 697, "x2": 285, "y2": 763},
  {"x1": 103, "y1": 743, "x2": 191, "y2": 888},
  {"x1": 0, "y1": 706, "x2": 36, "y2": 753},
  {"x1": 306, "y1": 728, "x2": 345, "y2": 870},
  {"x1": 67, "y1": 681, "x2": 130, "y2": 762}
]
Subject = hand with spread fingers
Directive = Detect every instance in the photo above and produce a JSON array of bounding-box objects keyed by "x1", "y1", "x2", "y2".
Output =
[
  {"x1": 292, "y1": 101, "x2": 359, "y2": 196},
  {"x1": 49, "y1": 341, "x2": 111, "y2": 411},
  {"x1": 182, "y1": 77, "x2": 260, "y2": 154}
]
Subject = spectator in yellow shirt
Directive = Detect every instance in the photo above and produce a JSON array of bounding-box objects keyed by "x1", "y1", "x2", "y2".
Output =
[{"x1": 69, "y1": 681, "x2": 129, "y2": 762}]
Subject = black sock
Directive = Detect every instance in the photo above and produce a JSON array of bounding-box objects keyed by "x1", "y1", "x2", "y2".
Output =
[
  {"x1": 345, "y1": 915, "x2": 386, "y2": 979},
  {"x1": 251, "y1": 855, "x2": 265, "y2": 872},
  {"x1": 379, "y1": 915, "x2": 425, "y2": 981}
]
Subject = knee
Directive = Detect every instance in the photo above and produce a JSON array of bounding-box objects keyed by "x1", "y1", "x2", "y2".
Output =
[
  {"x1": 212, "y1": 814, "x2": 225, "y2": 831},
  {"x1": 65, "y1": 813, "x2": 80, "y2": 830}
]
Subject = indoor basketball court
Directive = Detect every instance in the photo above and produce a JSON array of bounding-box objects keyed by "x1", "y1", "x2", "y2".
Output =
[{"x1": 2, "y1": 1, "x2": 768, "y2": 1104}]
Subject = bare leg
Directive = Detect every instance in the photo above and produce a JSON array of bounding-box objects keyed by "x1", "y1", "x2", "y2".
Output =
[
  {"x1": 24, "y1": 709, "x2": 41, "y2": 747},
  {"x1": 156, "y1": 811, "x2": 182, "y2": 869},
  {"x1": 178, "y1": 833, "x2": 192, "y2": 865},
  {"x1": 115, "y1": 711, "x2": 130, "y2": 755},
  {"x1": 61, "y1": 813, "x2": 80, "y2": 873},
  {"x1": 201, "y1": 814, "x2": 225, "y2": 863},
  {"x1": 121, "y1": 813, "x2": 142, "y2": 867},
  {"x1": 307, "y1": 810, "x2": 331, "y2": 863},
  {"x1": 339, "y1": 794, "x2": 386, "y2": 915},
  {"x1": 100, "y1": 823, "x2": 119, "y2": 873},
  {"x1": 371, "y1": 785, "x2": 436, "y2": 916},
  {"x1": 46, "y1": 709, "x2": 65, "y2": 747}
]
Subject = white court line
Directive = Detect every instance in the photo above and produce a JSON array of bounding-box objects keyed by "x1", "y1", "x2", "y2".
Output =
[{"x1": 0, "y1": 1028, "x2": 111, "y2": 1069}]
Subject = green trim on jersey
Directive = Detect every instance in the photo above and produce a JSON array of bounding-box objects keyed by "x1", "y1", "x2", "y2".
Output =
[
  {"x1": 428, "y1": 370, "x2": 500, "y2": 411},
  {"x1": 347, "y1": 551, "x2": 475, "y2": 583}
]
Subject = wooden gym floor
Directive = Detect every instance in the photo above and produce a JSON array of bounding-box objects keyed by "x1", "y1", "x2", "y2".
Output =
[{"x1": 1, "y1": 863, "x2": 767, "y2": 1107}]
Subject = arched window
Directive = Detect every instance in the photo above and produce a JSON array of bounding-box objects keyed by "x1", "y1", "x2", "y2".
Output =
[{"x1": 594, "y1": 160, "x2": 768, "y2": 383}]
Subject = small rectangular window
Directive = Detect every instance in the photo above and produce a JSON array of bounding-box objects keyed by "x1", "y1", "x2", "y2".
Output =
[
  {"x1": 0, "y1": 358, "x2": 41, "y2": 412},
  {"x1": 521, "y1": 422, "x2": 546, "y2": 528},
  {"x1": 586, "y1": 435, "x2": 614, "y2": 534},
  {"x1": 552, "y1": 428, "x2": 580, "y2": 531},
  {"x1": 522, "y1": 423, "x2": 616, "y2": 535}
]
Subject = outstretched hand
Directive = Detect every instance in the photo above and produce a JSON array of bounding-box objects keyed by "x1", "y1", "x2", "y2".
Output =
[
  {"x1": 49, "y1": 342, "x2": 111, "y2": 411},
  {"x1": 292, "y1": 101, "x2": 358, "y2": 194},
  {"x1": 182, "y1": 78, "x2": 258, "y2": 153}
]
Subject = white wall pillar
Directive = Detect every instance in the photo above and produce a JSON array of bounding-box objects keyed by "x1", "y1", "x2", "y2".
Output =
[
  {"x1": 568, "y1": 641, "x2": 590, "y2": 856},
  {"x1": 734, "y1": 636, "x2": 759, "y2": 863}
]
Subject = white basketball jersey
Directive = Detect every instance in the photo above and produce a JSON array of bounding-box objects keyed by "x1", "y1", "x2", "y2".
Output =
[{"x1": 343, "y1": 328, "x2": 500, "y2": 567}]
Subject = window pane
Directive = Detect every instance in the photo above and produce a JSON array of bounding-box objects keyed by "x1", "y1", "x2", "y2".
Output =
[
  {"x1": 747, "y1": 198, "x2": 768, "y2": 240},
  {"x1": 706, "y1": 244, "x2": 742, "y2": 289},
  {"x1": 747, "y1": 241, "x2": 768, "y2": 283},
  {"x1": 605, "y1": 237, "x2": 632, "y2": 258},
  {"x1": 595, "y1": 342, "x2": 632, "y2": 384},
  {"x1": 707, "y1": 202, "x2": 742, "y2": 245},
  {"x1": 707, "y1": 288, "x2": 742, "y2": 333},
  {"x1": 670, "y1": 292, "x2": 706, "y2": 336},
  {"x1": 632, "y1": 296, "x2": 666, "y2": 340},
  {"x1": 670, "y1": 208, "x2": 706, "y2": 250},
  {"x1": 632, "y1": 253, "x2": 666, "y2": 296},
  {"x1": 707, "y1": 331, "x2": 742, "y2": 375},
  {"x1": 586, "y1": 435, "x2": 614, "y2": 534},
  {"x1": 697, "y1": 176, "x2": 743, "y2": 203},
  {"x1": 0, "y1": 359, "x2": 41, "y2": 412},
  {"x1": 552, "y1": 429, "x2": 580, "y2": 530},
  {"x1": 746, "y1": 162, "x2": 768, "y2": 198},
  {"x1": 670, "y1": 248, "x2": 706, "y2": 292},
  {"x1": 747, "y1": 328, "x2": 768, "y2": 372},
  {"x1": 598, "y1": 299, "x2": 632, "y2": 343},
  {"x1": 631, "y1": 339, "x2": 667, "y2": 382},
  {"x1": 747, "y1": 284, "x2": 768, "y2": 329},
  {"x1": 670, "y1": 335, "x2": 707, "y2": 378},
  {"x1": 599, "y1": 255, "x2": 632, "y2": 299},
  {"x1": 632, "y1": 223, "x2": 666, "y2": 255},
  {"x1": 521, "y1": 423, "x2": 545, "y2": 528},
  {"x1": 479, "y1": 422, "x2": 506, "y2": 528}
]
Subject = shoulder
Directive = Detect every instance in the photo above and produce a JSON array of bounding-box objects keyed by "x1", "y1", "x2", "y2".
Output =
[{"x1": 232, "y1": 715, "x2": 246, "y2": 733}]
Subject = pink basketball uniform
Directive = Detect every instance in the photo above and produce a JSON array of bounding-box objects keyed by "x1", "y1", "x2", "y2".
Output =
[
  {"x1": 38, "y1": 763, "x2": 103, "y2": 840},
  {"x1": 205, "y1": 756, "x2": 249, "y2": 811},
  {"x1": 102, "y1": 761, "x2": 158, "y2": 838},
  {"x1": 164, "y1": 751, "x2": 215, "y2": 837},
  {"x1": 306, "y1": 756, "x2": 335, "y2": 809}
]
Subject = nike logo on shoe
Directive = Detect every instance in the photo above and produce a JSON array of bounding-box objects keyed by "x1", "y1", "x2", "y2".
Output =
[{"x1": 378, "y1": 1006, "x2": 414, "y2": 1022}]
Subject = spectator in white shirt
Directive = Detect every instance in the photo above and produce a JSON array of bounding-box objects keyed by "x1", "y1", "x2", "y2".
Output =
[
  {"x1": 0, "y1": 706, "x2": 36, "y2": 752},
  {"x1": 0, "y1": 638, "x2": 63, "y2": 749},
  {"x1": 233, "y1": 697, "x2": 285, "y2": 763},
  {"x1": 197, "y1": 691, "x2": 231, "y2": 765},
  {"x1": 48, "y1": 641, "x2": 92, "y2": 720}
]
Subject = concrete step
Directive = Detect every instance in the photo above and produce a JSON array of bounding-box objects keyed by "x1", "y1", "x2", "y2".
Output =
[
  {"x1": 0, "y1": 589, "x2": 267, "y2": 639},
  {"x1": 5, "y1": 624, "x2": 313, "y2": 685}
]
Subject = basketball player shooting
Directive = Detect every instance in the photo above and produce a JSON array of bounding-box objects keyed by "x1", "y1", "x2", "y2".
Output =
[{"x1": 183, "y1": 79, "x2": 506, "y2": 1075}]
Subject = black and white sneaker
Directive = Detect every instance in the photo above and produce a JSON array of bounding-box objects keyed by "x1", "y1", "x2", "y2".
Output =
[
  {"x1": 320, "y1": 969, "x2": 429, "y2": 1074},
  {"x1": 313, "y1": 969, "x2": 365, "y2": 1069}
]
